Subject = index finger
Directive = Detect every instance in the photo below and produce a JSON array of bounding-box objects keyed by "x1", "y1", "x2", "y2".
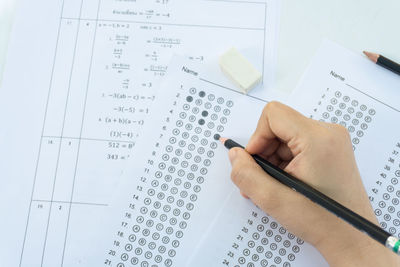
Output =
[{"x1": 246, "y1": 101, "x2": 312, "y2": 155}]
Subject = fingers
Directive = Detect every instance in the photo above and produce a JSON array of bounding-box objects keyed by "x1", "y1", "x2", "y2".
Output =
[
  {"x1": 265, "y1": 153, "x2": 282, "y2": 166},
  {"x1": 246, "y1": 101, "x2": 312, "y2": 157},
  {"x1": 228, "y1": 147, "x2": 297, "y2": 213},
  {"x1": 228, "y1": 147, "x2": 331, "y2": 240},
  {"x1": 249, "y1": 141, "x2": 292, "y2": 164},
  {"x1": 276, "y1": 142, "x2": 293, "y2": 161}
]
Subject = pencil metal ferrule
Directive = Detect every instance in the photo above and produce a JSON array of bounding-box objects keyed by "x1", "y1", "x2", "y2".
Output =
[{"x1": 386, "y1": 236, "x2": 400, "y2": 254}]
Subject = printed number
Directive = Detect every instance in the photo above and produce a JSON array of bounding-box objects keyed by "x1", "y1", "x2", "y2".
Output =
[
  {"x1": 108, "y1": 142, "x2": 120, "y2": 148},
  {"x1": 107, "y1": 154, "x2": 119, "y2": 160}
]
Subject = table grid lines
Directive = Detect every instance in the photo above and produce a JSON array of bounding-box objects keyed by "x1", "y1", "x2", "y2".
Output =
[
  {"x1": 60, "y1": 17, "x2": 266, "y2": 31},
  {"x1": 40, "y1": 0, "x2": 86, "y2": 265},
  {"x1": 18, "y1": 0, "x2": 66, "y2": 265},
  {"x1": 32, "y1": 199, "x2": 108, "y2": 207},
  {"x1": 41, "y1": 136, "x2": 135, "y2": 144},
  {"x1": 60, "y1": 1, "x2": 102, "y2": 264}
]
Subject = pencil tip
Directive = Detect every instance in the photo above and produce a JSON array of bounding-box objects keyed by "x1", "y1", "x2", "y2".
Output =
[
  {"x1": 363, "y1": 51, "x2": 379, "y2": 63},
  {"x1": 363, "y1": 50, "x2": 372, "y2": 56},
  {"x1": 219, "y1": 137, "x2": 228, "y2": 144}
]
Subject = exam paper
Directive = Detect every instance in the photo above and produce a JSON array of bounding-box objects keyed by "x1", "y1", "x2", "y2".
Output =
[
  {"x1": 99, "y1": 57, "x2": 327, "y2": 267},
  {"x1": 289, "y1": 40, "x2": 400, "y2": 239},
  {"x1": 0, "y1": 0, "x2": 280, "y2": 266},
  {"x1": 188, "y1": 40, "x2": 400, "y2": 266}
]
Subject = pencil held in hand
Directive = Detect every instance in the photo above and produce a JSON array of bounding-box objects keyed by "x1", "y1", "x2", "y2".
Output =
[{"x1": 220, "y1": 137, "x2": 400, "y2": 255}]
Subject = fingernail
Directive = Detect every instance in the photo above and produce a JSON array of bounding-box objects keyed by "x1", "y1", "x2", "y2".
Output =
[
  {"x1": 228, "y1": 148, "x2": 237, "y2": 163},
  {"x1": 240, "y1": 192, "x2": 249, "y2": 199}
]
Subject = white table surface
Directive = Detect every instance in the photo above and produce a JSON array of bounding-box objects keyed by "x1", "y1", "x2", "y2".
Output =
[
  {"x1": 276, "y1": 0, "x2": 400, "y2": 93},
  {"x1": 1, "y1": 0, "x2": 399, "y2": 92}
]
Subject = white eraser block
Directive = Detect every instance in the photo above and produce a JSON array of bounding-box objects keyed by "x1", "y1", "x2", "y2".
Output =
[{"x1": 219, "y1": 47, "x2": 262, "y2": 93}]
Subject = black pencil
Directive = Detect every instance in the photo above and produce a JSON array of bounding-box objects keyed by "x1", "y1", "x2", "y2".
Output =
[
  {"x1": 220, "y1": 137, "x2": 400, "y2": 255},
  {"x1": 363, "y1": 51, "x2": 400, "y2": 76}
]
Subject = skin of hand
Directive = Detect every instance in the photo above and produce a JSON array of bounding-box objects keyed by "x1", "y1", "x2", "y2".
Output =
[{"x1": 227, "y1": 101, "x2": 400, "y2": 266}]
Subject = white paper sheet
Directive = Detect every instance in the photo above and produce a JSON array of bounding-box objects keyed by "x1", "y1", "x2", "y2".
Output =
[
  {"x1": 289, "y1": 40, "x2": 400, "y2": 239},
  {"x1": 0, "y1": 0, "x2": 280, "y2": 266},
  {"x1": 98, "y1": 57, "x2": 326, "y2": 267}
]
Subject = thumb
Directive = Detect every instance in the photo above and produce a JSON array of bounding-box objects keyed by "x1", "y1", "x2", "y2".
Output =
[
  {"x1": 228, "y1": 147, "x2": 297, "y2": 214},
  {"x1": 227, "y1": 147, "x2": 339, "y2": 246}
]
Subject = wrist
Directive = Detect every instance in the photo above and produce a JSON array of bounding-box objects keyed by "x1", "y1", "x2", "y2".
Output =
[{"x1": 315, "y1": 224, "x2": 400, "y2": 267}]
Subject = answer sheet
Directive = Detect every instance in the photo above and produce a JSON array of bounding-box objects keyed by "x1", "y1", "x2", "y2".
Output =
[
  {"x1": 98, "y1": 57, "x2": 327, "y2": 266},
  {"x1": 290, "y1": 40, "x2": 400, "y2": 240},
  {"x1": 0, "y1": 0, "x2": 280, "y2": 266},
  {"x1": 187, "y1": 41, "x2": 400, "y2": 266}
]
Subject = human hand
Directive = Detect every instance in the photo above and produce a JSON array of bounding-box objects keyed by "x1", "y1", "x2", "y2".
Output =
[{"x1": 227, "y1": 101, "x2": 400, "y2": 266}]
